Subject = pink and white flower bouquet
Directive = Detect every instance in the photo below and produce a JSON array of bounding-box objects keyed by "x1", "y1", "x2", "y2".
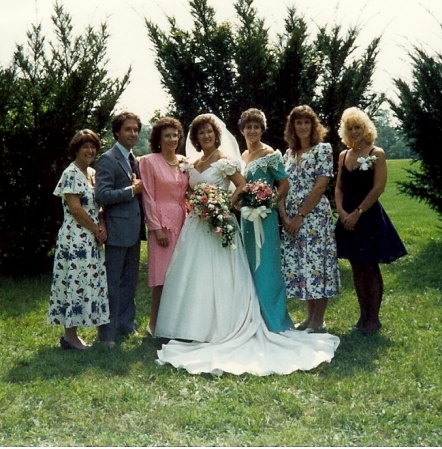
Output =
[
  {"x1": 239, "y1": 179, "x2": 277, "y2": 269},
  {"x1": 239, "y1": 179, "x2": 277, "y2": 209},
  {"x1": 188, "y1": 183, "x2": 236, "y2": 249}
]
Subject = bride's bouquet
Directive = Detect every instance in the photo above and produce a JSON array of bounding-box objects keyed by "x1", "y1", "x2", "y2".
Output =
[
  {"x1": 239, "y1": 179, "x2": 277, "y2": 269},
  {"x1": 188, "y1": 183, "x2": 236, "y2": 249}
]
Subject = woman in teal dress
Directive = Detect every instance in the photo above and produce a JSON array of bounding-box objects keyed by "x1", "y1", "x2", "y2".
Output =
[{"x1": 238, "y1": 108, "x2": 294, "y2": 333}]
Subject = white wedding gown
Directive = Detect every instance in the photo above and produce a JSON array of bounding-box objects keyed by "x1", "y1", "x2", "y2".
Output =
[{"x1": 155, "y1": 159, "x2": 340, "y2": 376}]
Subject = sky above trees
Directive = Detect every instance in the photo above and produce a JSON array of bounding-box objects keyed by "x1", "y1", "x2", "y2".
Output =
[{"x1": 1, "y1": 0, "x2": 442, "y2": 122}]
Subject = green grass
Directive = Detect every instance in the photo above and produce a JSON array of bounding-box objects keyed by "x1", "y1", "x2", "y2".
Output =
[{"x1": 1, "y1": 160, "x2": 441, "y2": 446}]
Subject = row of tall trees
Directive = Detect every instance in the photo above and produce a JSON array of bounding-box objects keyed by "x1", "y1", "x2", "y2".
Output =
[
  {"x1": 146, "y1": 0, "x2": 384, "y2": 206},
  {"x1": 0, "y1": 3, "x2": 130, "y2": 275},
  {"x1": 146, "y1": 0, "x2": 384, "y2": 153},
  {"x1": 147, "y1": 0, "x2": 441, "y2": 219},
  {"x1": 1, "y1": 0, "x2": 440, "y2": 275}
]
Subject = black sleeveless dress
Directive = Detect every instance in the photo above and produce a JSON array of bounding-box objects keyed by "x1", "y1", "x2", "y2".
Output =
[{"x1": 335, "y1": 150, "x2": 407, "y2": 264}]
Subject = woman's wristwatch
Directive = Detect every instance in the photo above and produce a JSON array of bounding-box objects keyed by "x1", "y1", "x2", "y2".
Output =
[{"x1": 357, "y1": 207, "x2": 363, "y2": 214}]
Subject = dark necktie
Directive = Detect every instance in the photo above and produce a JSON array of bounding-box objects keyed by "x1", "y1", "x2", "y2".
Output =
[
  {"x1": 129, "y1": 153, "x2": 140, "y2": 178},
  {"x1": 128, "y1": 152, "x2": 146, "y2": 239}
]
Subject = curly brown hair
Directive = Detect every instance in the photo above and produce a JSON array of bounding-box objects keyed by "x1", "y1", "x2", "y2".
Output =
[
  {"x1": 238, "y1": 108, "x2": 267, "y2": 131},
  {"x1": 149, "y1": 117, "x2": 184, "y2": 153},
  {"x1": 69, "y1": 129, "x2": 100, "y2": 159},
  {"x1": 284, "y1": 105, "x2": 328, "y2": 150},
  {"x1": 188, "y1": 114, "x2": 222, "y2": 152}
]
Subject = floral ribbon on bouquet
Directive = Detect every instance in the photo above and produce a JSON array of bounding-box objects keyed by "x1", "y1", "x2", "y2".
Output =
[{"x1": 241, "y1": 205, "x2": 272, "y2": 270}]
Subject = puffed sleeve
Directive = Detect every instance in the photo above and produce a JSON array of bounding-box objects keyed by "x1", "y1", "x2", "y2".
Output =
[
  {"x1": 268, "y1": 150, "x2": 287, "y2": 181},
  {"x1": 315, "y1": 143, "x2": 334, "y2": 178},
  {"x1": 211, "y1": 158, "x2": 241, "y2": 178},
  {"x1": 53, "y1": 164, "x2": 87, "y2": 197}
]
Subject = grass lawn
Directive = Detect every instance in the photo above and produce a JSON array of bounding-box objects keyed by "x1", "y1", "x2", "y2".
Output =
[{"x1": 1, "y1": 159, "x2": 441, "y2": 446}]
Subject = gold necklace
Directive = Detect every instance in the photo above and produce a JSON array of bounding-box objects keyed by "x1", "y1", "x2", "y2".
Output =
[{"x1": 200, "y1": 149, "x2": 217, "y2": 163}]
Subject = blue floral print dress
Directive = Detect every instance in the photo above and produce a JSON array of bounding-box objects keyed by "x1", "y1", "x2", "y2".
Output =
[
  {"x1": 47, "y1": 163, "x2": 109, "y2": 328},
  {"x1": 281, "y1": 143, "x2": 340, "y2": 300}
]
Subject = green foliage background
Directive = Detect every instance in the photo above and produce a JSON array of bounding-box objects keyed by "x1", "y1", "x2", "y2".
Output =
[
  {"x1": 0, "y1": 3, "x2": 130, "y2": 275},
  {"x1": 391, "y1": 46, "x2": 442, "y2": 217},
  {"x1": 0, "y1": 0, "x2": 441, "y2": 277},
  {"x1": 146, "y1": 0, "x2": 384, "y2": 153}
]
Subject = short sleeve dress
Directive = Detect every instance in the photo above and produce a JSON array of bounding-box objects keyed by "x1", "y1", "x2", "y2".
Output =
[
  {"x1": 241, "y1": 151, "x2": 294, "y2": 333},
  {"x1": 335, "y1": 150, "x2": 407, "y2": 263},
  {"x1": 281, "y1": 143, "x2": 340, "y2": 300},
  {"x1": 47, "y1": 163, "x2": 109, "y2": 328}
]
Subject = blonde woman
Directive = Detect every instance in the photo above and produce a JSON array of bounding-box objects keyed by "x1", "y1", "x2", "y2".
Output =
[{"x1": 335, "y1": 107, "x2": 407, "y2": 335}]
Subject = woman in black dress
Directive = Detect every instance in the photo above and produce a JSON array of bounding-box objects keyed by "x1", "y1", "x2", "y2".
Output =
[{"x1": 335, "y1": 107, "x2": 407, "y2": 335}]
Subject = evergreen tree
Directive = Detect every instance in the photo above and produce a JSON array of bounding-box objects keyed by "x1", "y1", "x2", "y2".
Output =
[
  {"x1": 312, "y1": 25, "x2": 384, "y2": 150},
  {"x1": 146, "y1": 0, "x2": 237, "y2": 131},
  {"x1": 390, "y1": 46, "x2": 442, "y2": 218},
  {"x1": 145, "y1": 0, "x2": 383, "y2": 156},
  {"x1": 0, "y1": 2, "x2": 130, "y2": 275},
  {"x1": 270, "y1": 6, "x2": 319, "y2": 151}
]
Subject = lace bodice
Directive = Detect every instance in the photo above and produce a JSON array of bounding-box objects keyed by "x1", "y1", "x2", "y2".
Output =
[{"x1": 244, "y1": 150, "x2": 284, "y2": 177}]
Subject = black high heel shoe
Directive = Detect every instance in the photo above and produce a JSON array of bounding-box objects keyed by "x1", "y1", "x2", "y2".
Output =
[{"x1": 59, "y1": 336, "x2": 90, "y2": 350}]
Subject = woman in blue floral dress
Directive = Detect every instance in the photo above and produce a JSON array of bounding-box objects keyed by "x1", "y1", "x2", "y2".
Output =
[
  {"x1": 239, "y1": 108, "x2": 294, "y2": 333},
  {"x1": 280, "y1": 106, "x2": 340, "y2": 333},
  {"x1": 47, "y1": 130, "x2": 109, "y2": 350}
]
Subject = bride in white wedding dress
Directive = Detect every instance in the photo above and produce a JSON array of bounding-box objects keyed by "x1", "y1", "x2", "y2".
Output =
[{"x1": 154, "y1": 114, "x2": 339, "y2": 376}]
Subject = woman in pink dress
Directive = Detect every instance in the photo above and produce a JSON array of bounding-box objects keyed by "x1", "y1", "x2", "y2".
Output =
[{"x1": 139, "y1": 117, "x2": 189, "y2": 335}]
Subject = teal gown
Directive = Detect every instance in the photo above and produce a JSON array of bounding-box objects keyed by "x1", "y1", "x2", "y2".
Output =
[{"x1": 241, "y1": 151, "x2": 294, "y2": 333}]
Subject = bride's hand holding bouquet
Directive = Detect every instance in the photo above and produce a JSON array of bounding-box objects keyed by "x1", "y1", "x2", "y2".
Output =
[{"x1": 188, "y1": 182, "x2": 237, "y2": 249}]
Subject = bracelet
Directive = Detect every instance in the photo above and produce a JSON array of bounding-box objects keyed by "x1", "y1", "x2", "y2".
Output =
[
  {"x1": 357, "y1": 207, "x2": 363, "y2": 214},
  {"x1": 297, "y1": 211, "x2": 306, "y2": 218}
]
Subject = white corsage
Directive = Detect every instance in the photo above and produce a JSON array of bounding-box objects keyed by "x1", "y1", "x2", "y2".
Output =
[
  {"x1": 357, "y1": 155, "x2": 378, "y2": 171},
  {"x1": 179, "y1": 158, "x2": 192, "y2": 173}
]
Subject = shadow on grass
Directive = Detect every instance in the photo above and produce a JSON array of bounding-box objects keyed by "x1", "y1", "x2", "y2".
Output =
[
  {"x1": 390, "y1": 239, "x2": 442, "y2": 292},
  {"x1": 328, "y1": 330, "x2": 394, "y2": 379},
  {"x1": 4, "y1": 336, "x2": 162, "y2": 384}
]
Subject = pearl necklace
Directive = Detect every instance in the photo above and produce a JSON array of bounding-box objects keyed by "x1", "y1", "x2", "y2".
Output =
[
  {"x1": 200, "y1": 149, "x2": 217, "y2": 163},
  {"x1": 162, "y1": 154, "x2": 178, "y2": 166}
]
